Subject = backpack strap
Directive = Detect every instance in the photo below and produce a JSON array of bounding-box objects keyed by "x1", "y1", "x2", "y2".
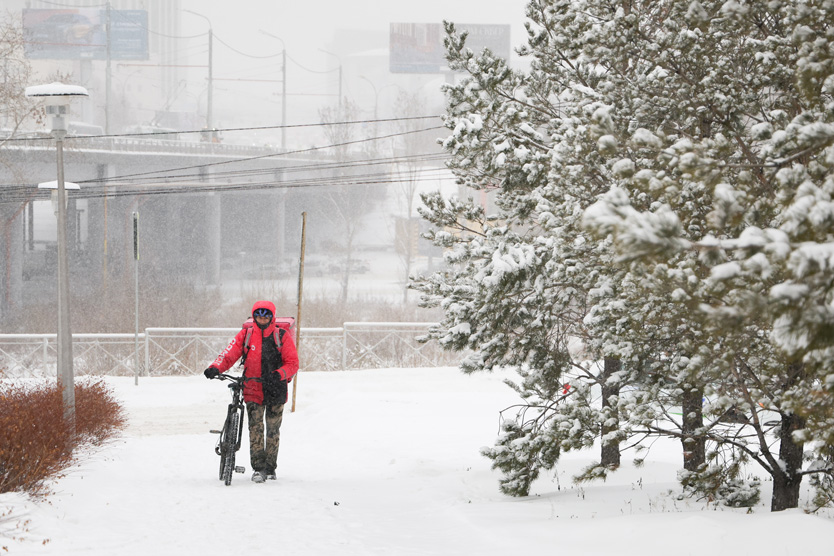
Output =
[
  {"x1": 239, "y1": 321, "x2": 255, "y2": 367},
  {"x1": 239, "y1": 320, "x2": 285, "y2": 367},
  {"x1": 272, "y1": 328, "x2": 285, "y2": 370}
]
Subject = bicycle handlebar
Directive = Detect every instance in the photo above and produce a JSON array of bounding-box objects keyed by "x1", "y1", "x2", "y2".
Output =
[{"x1": 213, "y1": 373, "x2": 261, "y2": 384}]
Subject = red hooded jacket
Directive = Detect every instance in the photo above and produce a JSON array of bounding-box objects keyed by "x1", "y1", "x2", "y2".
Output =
[{"x1": 211, "y1": 300, "x2": 299, "y2": 405}]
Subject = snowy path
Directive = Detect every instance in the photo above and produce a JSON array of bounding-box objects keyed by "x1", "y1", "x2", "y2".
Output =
[{"x1": 2, "y1": 368, "x2": 834, "y2": 555}]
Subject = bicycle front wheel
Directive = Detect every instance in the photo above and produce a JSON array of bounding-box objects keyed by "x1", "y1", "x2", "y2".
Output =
[
  {"x1": 217, "y1": 442, "x2": 226, "y2": 481},
  {"x1": 217, "y1": 410, "x2": 233, "y2": 480},
  {"x1": 221, "y1": 411, "x2": 240, "y2": 486}
]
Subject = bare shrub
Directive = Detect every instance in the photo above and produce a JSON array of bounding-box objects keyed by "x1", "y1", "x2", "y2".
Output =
[
  {"x1": 0, "y1": 379, "x2": 125, "y2": 495},
  {"x1": 0, "y1": 383, "x2": 68, "y2": 495},
  {"x1": 74, "y1": 380, "x2": 126, "y2": 445}
]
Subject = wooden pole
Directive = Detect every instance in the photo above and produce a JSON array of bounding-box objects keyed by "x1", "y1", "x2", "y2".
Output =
[
  {"x1": 291, "y1": 212, "x2": 306, "y2": 412},
  {"x1": 133, "y1": 211, "x2": 139, "y2": 386}
]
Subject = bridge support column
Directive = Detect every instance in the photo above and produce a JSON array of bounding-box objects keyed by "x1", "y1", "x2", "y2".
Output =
[
  {"x1": 207, "y1": 192, "x2": 221, "y2": 285},
  {"x1": 0, "y1": 205, "x2": 25, "y2": 327},
  {"x1": 86, "y1": 164, "x2": 116, "y2": 292},
  {"x1": 276, "y1": 188, "x2": 286, "y2": 262}
]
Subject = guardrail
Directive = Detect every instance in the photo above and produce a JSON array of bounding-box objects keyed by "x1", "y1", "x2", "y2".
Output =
[{"x1": 0, "y1": 322, "x2": 458, "y2": 378}]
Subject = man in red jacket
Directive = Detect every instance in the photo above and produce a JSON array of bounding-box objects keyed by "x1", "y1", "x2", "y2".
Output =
[{"x1": 204, "y1": 300, "x2": 299, "y2": 483}]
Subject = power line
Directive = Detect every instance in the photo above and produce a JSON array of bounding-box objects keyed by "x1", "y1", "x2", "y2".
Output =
[
  {"x1": 94, "y1": 152, "x2": 449, "y2": 186},
  {"x1": 213, "y1": 34, "x2": 282, "y2": 59},
  {"x1": 0, "y1": 163, "x2": 453, "y2": 205},
  {"x1": 0, "y1": 123, "x2": 450, "y2": 204},
  {"x1": 68, "y1": 125, "x2": 445, "y2": 185},
  {"x1": 142, "y1": 27, "x2": 206, "y2": 40},
  {"x1": 1, "y1": 115, "x2": 442, "y2": 142},
  {"x1": 1, "y1": 129, "x2": 447, "y2": 194},
  {"x1": 286, "y1": 54, "x2": 340, "y2": 75},
  {"x1": 76, "y1": 168, "x2": 453, "y2": 201},
  {"x1": 0, "y1": 147, "x2": 452, "y2": 205}
]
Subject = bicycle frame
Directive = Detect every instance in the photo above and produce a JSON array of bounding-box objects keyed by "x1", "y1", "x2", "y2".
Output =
[{"x1": 210, "y1": 373, "x2": 253, "y2": 485}]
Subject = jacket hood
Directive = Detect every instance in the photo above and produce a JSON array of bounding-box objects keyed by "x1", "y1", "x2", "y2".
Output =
[
  {"x1": 251, "y1": 300, "x2": 276, "y2": 317},
  {"x1": 251, "y1": 300, "x2": 277, "y2": 332}
]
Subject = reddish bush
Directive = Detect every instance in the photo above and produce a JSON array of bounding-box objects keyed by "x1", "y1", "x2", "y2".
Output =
[
  {"x1": 74, "y1": 380, "x2": 126, "y2": 445},
  {"x1": 0, "y1": 379, "x2": 125, "y2": 495}
]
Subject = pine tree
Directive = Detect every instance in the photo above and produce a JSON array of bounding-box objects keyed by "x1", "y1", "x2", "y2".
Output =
[
  {"x1": 417, "y1": 0, "x2": 834, "y2": 511},
  {"x1": 415, "y1": 12, "x2": 645, "y2": 495},
  {"x1": 581, "y1": 0, "x2": 834, "y2": 510}
]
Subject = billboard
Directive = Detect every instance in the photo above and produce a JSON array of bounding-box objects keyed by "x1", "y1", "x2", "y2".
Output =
[
  {"x1": 23, "y1": 9, "x2": 149, "y2": 61},
  {"x1": 390, "y1": 23, "x2": 511, "y2": 74}
]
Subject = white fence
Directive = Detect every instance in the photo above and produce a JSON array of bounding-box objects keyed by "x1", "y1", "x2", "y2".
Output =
[{"x1": 0, "y1": 322, "x2": 458, "y2": 377}]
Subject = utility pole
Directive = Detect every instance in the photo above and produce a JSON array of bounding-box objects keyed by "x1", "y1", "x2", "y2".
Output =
[
  {"x1": 185, "y1": 10, "x2": 214, "y2": 131},
  {"x1": 281, "y1": 48, "x2": 286, "y2": 150},
  {"x1": 259, "y1": 30, "x2": 287, "y2": 150},
  {"x1": 292, "y1": 211, "x2": 306, "y2": 413},
  {"x1": 54, "y1": 130, "x2": 74, "y2": 430},
  {"x1": 358, "y1": 76, "x2": 378, "y2": 120},
  {"x1": 133, "y1": 211, "x2": 140, "y2": 386},
  {"x1": 26, "y1": 83, "x2": 90, "y2": 436},
  {"x1": 105, "y1": 2, "x2": 112, "y2": 134},
  {"x1": 337, "y1": 64, "x2": 342, "y2": 111},
  {"x1": 207, "y1": 27, "x2": 213, "y2": 130},
  {"x1": 319, "y1": 49, "x2": 342, "y2": 111}
]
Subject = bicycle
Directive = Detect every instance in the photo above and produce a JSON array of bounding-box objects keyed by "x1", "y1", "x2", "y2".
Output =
[{"x1": 209, "y1": 373, "x2": 255, "y2": 485}]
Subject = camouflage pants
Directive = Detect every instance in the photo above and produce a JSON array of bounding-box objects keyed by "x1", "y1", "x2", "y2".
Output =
[{"x1": 245, "y1": 401, "x2": 284, "y2": 473}]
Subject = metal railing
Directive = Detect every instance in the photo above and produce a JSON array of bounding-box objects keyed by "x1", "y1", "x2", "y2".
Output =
[{"x1": 0, "y1": 322, "x2": 458, "y2": 378}]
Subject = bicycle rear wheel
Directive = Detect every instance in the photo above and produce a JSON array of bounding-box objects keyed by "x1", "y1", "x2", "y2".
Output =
[{"x1": 221, "y1": 411, "x2": 240, "y2": 486}]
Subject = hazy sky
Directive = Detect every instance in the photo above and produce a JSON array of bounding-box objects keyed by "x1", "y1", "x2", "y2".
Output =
[
  {"x1": 177, "y1": 0, "x2": 530, "y2": 142},
  {"x1": 180, "y1": 0, "x2": 529, "y2": 61}
]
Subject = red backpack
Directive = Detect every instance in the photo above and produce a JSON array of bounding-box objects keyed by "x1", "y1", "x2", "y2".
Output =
[{"x1": 239, "y1": 316, "x2": 295, "y2": 366}]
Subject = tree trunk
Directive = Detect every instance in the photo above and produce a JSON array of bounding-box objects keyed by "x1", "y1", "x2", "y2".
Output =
[
  {"x1": 771, "y1": 411, "x2": 805, "y2": 511},
  {"x1": 771, "y1": 362, "x2": 806, "y2": 512},
  {"x1": 600, "y1": 357, "x2": 621, "y2": 468},
  {"x1": 681, "y1": 385, "x2": 705, "y2": 472}
]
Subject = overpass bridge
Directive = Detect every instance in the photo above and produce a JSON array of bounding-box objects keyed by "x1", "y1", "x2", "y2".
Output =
[{"x1": 0, "y1": 136, "x2": 379, "y2": 327}]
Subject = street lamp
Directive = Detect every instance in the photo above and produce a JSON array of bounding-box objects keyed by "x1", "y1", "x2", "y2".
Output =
[
  {"x1": 358, "y1": 76, "x2": 378, "y2": 120},
  {"x1": 260, "y1": 29, "x2": 287, "y2": 150},
  {"x1": 359, "y1": 76, "x2": 396, "y2": 121},
  {"x1": 38, "y1": 180, "x2": 81, "y2": 212},
  {"x1": 184, "y1": 9, "x2": 213, "y2": 131},
  {"x1": 25, "y1": 82, "x2": 89, "y2": 434}
]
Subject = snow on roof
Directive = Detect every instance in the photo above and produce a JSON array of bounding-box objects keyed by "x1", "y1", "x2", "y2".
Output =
[
  {"x1": 38, "y1": 180, "x2": 81, "y2": 190},
  {"x1": 24, "y1": 82, "x2": 89, "y2": 99}
]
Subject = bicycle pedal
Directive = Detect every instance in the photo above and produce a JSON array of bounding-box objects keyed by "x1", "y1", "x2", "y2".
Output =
[
  {"x1": 209, "y1": 429, "x2": 222, "y2": 434},
  {"x1": 234, "y1": 466, "x2": 245, "y2": 474}
]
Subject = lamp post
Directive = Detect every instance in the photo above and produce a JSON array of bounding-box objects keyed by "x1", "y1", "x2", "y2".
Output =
[
  {"x1": 260, "y1": 30, "x2": 287, "y2": 150},
  {"x1": 318, "y1": 48, "x2": 342, "y2": 110},
  {"x1": 358, "y1": 76, "x2": 378, "y2": 120},
  {"x1": 25, "y1": 82, "x2": 89, "y2": 434},
  {"x1": 184, "y1": 9, "x2": 213, "y2": 131},
  {"x1": 358, "y1": 77, "x2": 396, "y2": 121}
]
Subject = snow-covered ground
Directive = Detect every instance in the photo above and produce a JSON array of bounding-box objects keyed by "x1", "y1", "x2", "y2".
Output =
[{"x1": 2, "y1": 367, "x2": 833, "y2": 555}]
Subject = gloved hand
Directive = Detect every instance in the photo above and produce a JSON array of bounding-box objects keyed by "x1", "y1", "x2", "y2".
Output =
[
  {"x1": 262, "y1": 369, "x2": 287, "y2": 400},
  {"x1": 204, "y1": 367, "x2": 220, "y2": 379}
]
